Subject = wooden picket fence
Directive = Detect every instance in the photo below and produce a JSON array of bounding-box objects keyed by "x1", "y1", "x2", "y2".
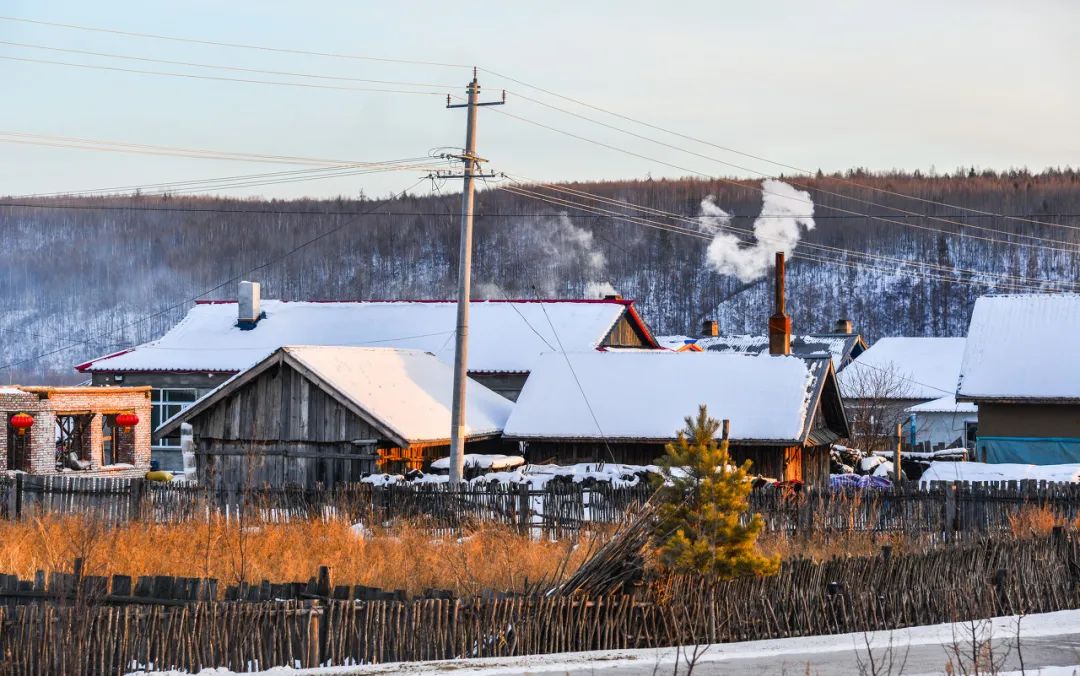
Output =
[
  {"x1": 0, "y1": 532, "x2": 1078, "y2": 675},
  {"x1": 6, "y1": 474, "x2": 1080, "y2": 537}
]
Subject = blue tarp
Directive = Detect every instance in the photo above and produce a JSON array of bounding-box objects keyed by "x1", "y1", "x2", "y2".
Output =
[{"x1": 978, "y1": 436, "x2": 1080, "y2": 465}]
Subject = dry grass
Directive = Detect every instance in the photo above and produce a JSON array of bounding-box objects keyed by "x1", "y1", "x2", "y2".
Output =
[{"x1": 0, "y1": 515, "x2": 596, "y2": 598}]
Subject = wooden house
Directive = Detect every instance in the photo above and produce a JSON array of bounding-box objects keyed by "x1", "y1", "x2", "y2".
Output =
[
  {"x1": 502, "y1": 350, "x2": 848, "y2": 486},
  {"x1": 957, "y1": 294, "x2": 1080, "y2": 463},
  {"x1": 78, "y1": 282, "x2": 658, "y2": 470},
  {"x1": 154, "y1": 346, "x2": 513, "y2": 488}
]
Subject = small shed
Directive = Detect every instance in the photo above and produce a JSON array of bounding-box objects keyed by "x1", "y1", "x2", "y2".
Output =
[
  {"x1": 906, "y1": 395, "x2": 978, "y2": 451},
  {"x1": 502, "y1": 351, "x2": 848, "y2": 486},
  {"x1": 0, "y1": 385, "x2": 151, "y2": 477},
  {"x1": 155, "y1": 346, "x2": 513, "y2": 487},
  {"x1": 957, "y1": 294, "x2": 1080, "y2": 463}
]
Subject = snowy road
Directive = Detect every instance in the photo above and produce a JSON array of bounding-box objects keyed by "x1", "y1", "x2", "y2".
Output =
[{"x1": 136, "y1": 610, "x2": 1080, "y2": 675}]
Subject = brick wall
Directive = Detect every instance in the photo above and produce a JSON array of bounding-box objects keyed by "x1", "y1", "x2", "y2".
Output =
[{"x1": 0, "y1": 387, "x2": 152, "y2": 476}]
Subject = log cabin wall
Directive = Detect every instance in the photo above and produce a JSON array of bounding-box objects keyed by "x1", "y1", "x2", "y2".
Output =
[{"x1": 190, "y1": 363, "x2": 379, "y2": 489}]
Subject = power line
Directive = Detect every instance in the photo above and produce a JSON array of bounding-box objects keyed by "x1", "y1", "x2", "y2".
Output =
[
  {"x1": 0, "y1": 39, "x2": 459, "y2": 88},
  {"x1": 0, "y1": 54, "x2": 449, "y2": 96},
  {"x1": 479, "y1": 67, "x2": 1080, "y2": 231},
  {"x1": 500, "y1": 89, "x2": 1080, "y2": 246},
  {"x1": 0, "y1": 130, "x2": 410, "y2": 166},
  {"x1": 498, "y1": 182, "x2": 1072, "y2": 293},
  {"x1": 512, "y1": 179, "x2": 1079, "y2": 291},
  {"x1": 0, "y1": 177, "x2": 429, "y2": 373},
  {"x1": 10, "y1": 159, "x2": 440, "y2": 199},
  {"x1": 0, "y1": 15, "x2": 470, "y2": 69},
  {"x1": 485, "y1": 106, "x2": 1080, "y2": 255}
]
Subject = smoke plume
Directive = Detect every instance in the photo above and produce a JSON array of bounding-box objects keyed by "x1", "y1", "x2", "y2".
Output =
[{"x1": 704, "y1": 179, "x2": 815, "y2": 282}]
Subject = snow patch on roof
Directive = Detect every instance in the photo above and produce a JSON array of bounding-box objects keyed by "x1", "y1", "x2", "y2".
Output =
[
  {"x1": 920, "y1": 461, "x2": 1080, "y2": 484},
  {"x1": 282, "y1": 346, "x2": 512, "y2": 443},
  {"x1": 907, "y1": 395, "x2": 978, "y2": 414},
  {"x1": 839, "y1": 337, "x2": 966, "y2": 400},
  {"x1": 82, "y1": 300, "x2": 635, "y2": 375},
  {"x1": 683, "y1": 333, "x2": 856, "y2": 369},
  {"x1": 958, "y1": 294, "x2": 1080, "y2": 400},
  {"x1": 504, "y1": 351, "x2": 818, "y2": 442}
]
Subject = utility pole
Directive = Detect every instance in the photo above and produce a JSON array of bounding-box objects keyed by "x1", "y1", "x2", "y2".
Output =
[
  {"x1": 445, "y1": 70, "x2": 505, "y2": 484},
  {"x1": 894, "y1": 422, "x2": 904, "y2": 485}
]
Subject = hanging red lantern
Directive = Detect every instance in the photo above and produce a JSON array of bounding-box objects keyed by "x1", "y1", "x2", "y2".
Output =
[
  {"x1": 115, "y1": 412, "x2": 139, "y2": 432},
  {"x1": 9, "y1": 413, "x2": 34, "y2": 436}
]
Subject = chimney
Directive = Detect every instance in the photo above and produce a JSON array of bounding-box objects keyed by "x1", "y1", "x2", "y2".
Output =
[
  {"x1": 834, "y1": 318, "x2": 853, "y2": 335},
  {"x1": 237, "y1": 280, "x2": 262, "y2": 329},
  {"x1": 602, "y1": 293, "x2": 623, "y2": 301},
  {"x1": 701, "y1": 320, "x2": 719, "y2": 337},
  {"x1": 768, "y1": 252, "x2": 791, "y2": 356}
]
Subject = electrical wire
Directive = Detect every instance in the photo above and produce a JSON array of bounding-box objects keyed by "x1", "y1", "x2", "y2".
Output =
[
  {"x1": 0, "y1": 54, "x2": 449, "y2": 95},
  {"x1": 0, "y1": 15, "x2": 471, "y2": 69},
  {"x1": 484, "y1": 106, "x2": 1080, "y2": 256},
  {"x1": 0, "y1": 130, "x2": 395, "y2": 166},
  {"x1": 0, "y1": 39, "x2": 458, "y2": 88},
  {"x1": 479, "y1": 67, "x2": 1080, "y2": 231},
  {"x1": 0, "y1": 177, "x2": 430, "y2": 373},
  {"x1": 500, "y1": 89, "x2": 1080, "y2": 245},
  {"x1": 498, "y1": 182, "x2": 1071, "y2": 293},
  {"x1": 508, "y1": 178, "x2": 1078, "y2": 291}
]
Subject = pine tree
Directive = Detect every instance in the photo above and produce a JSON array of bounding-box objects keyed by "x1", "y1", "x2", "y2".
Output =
[{"x1": 652, "y1": 405, "x2": 779, "y2": 578}]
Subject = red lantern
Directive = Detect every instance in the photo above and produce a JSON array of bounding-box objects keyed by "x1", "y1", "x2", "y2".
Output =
[
  {"x1": 9, "y1": 413, "x2": 33, "y2": 436},
  {"x1": 115, "y1": 412, "x2": 139, "y2": 432}
]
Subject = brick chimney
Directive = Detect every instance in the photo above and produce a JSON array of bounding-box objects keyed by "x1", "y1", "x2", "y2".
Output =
[
  {"x1": 834, "y1": 318, "x2": 853, "y2": 334},
  {"x1": 768, "y1": 252, "x2": 791, "y2": 356},
  {"x1": 602, "y1": 293, "x2": 623, "y2": 301},
  {"x1": 701, "y1": 320, "x2": 719, "y2": 337},
  {"x1": 237, "y1": 280, "x2": 262, "y2": 330}
]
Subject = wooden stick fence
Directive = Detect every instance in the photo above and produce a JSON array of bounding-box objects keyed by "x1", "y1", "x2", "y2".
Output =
[
  {"x1": 1, "y1": 532, "x2": 1078, "y2": 675},
  {"x1": 7, "y1": 474, "x2": 1080, "y2": 537}
]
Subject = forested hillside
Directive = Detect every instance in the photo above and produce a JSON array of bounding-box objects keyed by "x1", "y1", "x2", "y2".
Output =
[{"x1": 2, "y1": 169, "x2": 1079, "y2": 383}]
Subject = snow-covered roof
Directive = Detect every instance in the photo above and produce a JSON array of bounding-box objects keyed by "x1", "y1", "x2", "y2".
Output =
[
  {"x1": 958, "y1": 294, "x2": 1080, "y2": 401},
  {"x1": 156, "y1": 346, "x2": 513, "y2": 445},
  {"x1": 655, "y1": 335, "x2": 702, "y2": 352},
  {"x1": 504, "y1": 351, "x2": 832, "y2": 443},
  {"x1": 907, "y1": 395, "x2": 978, "y2": 414},
  {"x1": 839, "y1": 337, "x2": 966, "y2": 401},
  {"x1": 79, "y1": 299, "x2": 655, "y2": 375},
  {"x1": 667, "y1": 333, "x2": 864, "y2": 370}
]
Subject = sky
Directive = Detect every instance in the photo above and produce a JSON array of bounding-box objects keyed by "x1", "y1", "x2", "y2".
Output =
[{"x1": 2, "y1": 1, "x2": 1078, "y2": 200}]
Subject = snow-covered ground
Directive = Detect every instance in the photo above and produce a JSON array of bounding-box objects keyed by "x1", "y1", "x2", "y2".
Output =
[{"x1": 130, "y1": 609, "x2": 1080, "y2": 675}]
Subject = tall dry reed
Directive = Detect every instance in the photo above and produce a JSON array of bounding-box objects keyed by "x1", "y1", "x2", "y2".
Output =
[{"x1": 0, "y1": 515, "x2": 595, "y2": 597}]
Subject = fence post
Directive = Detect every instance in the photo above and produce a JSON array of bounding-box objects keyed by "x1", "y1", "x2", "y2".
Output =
[
  {"x1": 944, "y1": 484, "x2": 957, "y2": 541},
  {"x1": 129, "y1": 478, "x2": 145, "y2": 522},
  {"x1": 9, "y1": 473, "x2": 22, "y2": 521},
  {"x1": 306, "y1": 601, "x2": 321, "y2": 668},
  {"x1": 518, "y1": 483, "x2": 531, "y2": 536}
]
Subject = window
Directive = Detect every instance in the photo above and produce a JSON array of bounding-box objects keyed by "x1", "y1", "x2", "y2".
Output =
[
  {"x1": 55, "y1": 414, "x2": 92, "y2": 470},
  {"x1": 151, "y1": 389, "x2": 199, "y2": 448}
]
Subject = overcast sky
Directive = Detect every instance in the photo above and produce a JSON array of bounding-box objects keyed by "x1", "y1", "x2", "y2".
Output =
[{"x1": 2, "y1": 1, "x2": 1078, "y2": 200}]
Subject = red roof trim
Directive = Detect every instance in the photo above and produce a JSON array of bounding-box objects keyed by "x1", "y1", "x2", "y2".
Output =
[
  {"x1": 194, "y1": 298, "x2": 638, "y2": 306},
  {"x1": 74, "y1": 348, "x2": 135, "y2": 373}
]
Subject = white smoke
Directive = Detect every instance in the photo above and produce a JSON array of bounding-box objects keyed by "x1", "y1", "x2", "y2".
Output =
[
  {"x1": 704, "y1": 179, "x2": 815, "y2": 282},
  {"x1": 532, "y1": 213, "x2": 614, "y2": 298},
  {"x1": 696, "y1": 197, "x2": 733, "y2": 233},
  {"x1": 584, "y1": 281, "x2": 617, "y2": 298}
]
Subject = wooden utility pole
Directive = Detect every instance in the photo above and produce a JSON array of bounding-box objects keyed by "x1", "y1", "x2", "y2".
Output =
[
  {"x1": 894, "y1": 422, "x2": 903, "y2": 484},
  {"x1": 445, "y1": 70, "x2": 504, "y2": 484}
]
